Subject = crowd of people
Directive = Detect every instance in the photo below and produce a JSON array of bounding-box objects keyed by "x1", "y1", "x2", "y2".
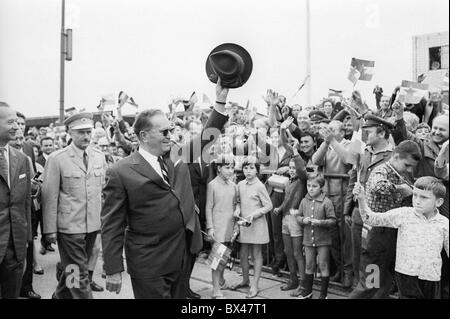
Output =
[{"x1": 0, "y1": 71, "x2": 449, "y2": 299}]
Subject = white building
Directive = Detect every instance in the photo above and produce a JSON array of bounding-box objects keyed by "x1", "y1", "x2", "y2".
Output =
[{"x1": 412, "y1": 31, "x2": 449, "y2": 83}]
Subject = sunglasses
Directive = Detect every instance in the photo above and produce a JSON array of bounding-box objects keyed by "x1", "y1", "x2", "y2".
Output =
[{"x1": 159, "y1": 127, "x2": 176, "y2": 137}]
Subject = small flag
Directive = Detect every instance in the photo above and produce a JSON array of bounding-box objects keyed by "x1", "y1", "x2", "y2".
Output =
[
  {"x1": 183, "y1": 91, "x2": 198, "y2": 112},
  {"x1": 128, "y1": 97, "x2": 139, "y2": 108},
  {"x1": 202, "y1": 93, "x2": 212, "y2": 105},
  {"x1": 292, "y1": 75, "x2": 310, "y2": 98},
  {"x1": 328, "y1": 89, "x2": 343, "y2": 98},
  {"x1": 348, "y1": 66, "x2": 360, "y2": 86},
  {"x1": 101, "y1": 93, "x2": 115, "y2": 105},
  {"x1": 442, "y1": 70, "x2": 449, "y2": 90},
  {"x1": 398, "y1": 80, "x2": 429, "y2": 104},
  {"x1": 422, "y1": 69, "x2": 449, "y2": 91},
  {"x1": 351, "y1": 58, "x2": 375, "y2": 81},
  {"x1": 118, "y1": 91, "x2": 129, "y2": 108}
]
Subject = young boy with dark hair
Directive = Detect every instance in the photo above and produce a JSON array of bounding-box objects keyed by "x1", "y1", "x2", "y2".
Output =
[{"x1": 354, "y1": 176, "x2": 449, "y2": 299}]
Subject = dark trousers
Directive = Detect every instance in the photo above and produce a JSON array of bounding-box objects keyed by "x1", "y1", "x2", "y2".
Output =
[
  {"x1": 183, "y1": 230, "x2": 197, "y2": 295},
  {"x1": 349, "y1": 228, "x2": 397, "y2": 299},
  {"x1": 0, "y1": 236, "x2": 24, "y2": 299},
  {"x1": 351, "y1": 221, "x2": 363, "y2": 282},
  {"x1": 131, "y1": 270, "x2": 184, "y2": 299},
  {"x1": 269, "y1": 191, "x2": 285, "y2": 267},
  {"x1": 441, "y1": 250, "x2": 449, "y2": 299},
  {"x1": 132, "y1": 246, "x2": 187, "y2": 299},
  {"x1": 55, "y1": 231, "x2": 97, "y2": 299},
  {"x1": 329, "y1": 194, "x2": 353, "y2": 276},
  {"x1": 396, "y1": 272, "x2": 441, "y2": 299},
  {"x1": 20, "y1": 239, "x2": 34, "y2": 293}
]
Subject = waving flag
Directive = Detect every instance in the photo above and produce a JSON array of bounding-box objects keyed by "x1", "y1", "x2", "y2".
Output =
[
  {"x1": 398, "y1": 80, "x2": 429, "y2": 104},
  {"x1": 328, "y1": 89, "x2": 343, "y2": 98},
  {"x1": 348, "y1": 66, "x2": 360, "y2": 86},
  {"x1": 422, "y1": 69, "x2": 449, "y2": 91},
  {"x1": 128, "y1": 97, "x2": 139, "y2": 108},
  {"x1": 202, "y1": 93, "x2": 212, "y2": 105},
  {"x1": 351, "y1": 58, "x2": 375, "y2": 81},
  {"x1": 292, "y1": 75, "x2": 310, "y2": 98},
  {"x1": 100, "y1": 93, "x2": 115, "y2": 105}
]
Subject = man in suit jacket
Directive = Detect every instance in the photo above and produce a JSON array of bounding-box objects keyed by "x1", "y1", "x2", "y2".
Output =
[
  {"x1": 0, "y1": 103, "x2": 32, "y2": 299},
  {"x1": 102, "y1": 81, "x2": 229, "y2": 298},
  {"x1": 41, "y1": 112, "x2": 107, "y2": 299},
  {"x1": 35, "y1": 136, "x2": 56, "y2": 255}
]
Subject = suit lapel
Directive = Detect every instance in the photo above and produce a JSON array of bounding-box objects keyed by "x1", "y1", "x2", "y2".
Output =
[
  {"x1": 131, "y1": 152, "x2": 169, "y2": 190},
  {"x1": 9, "y1": 147, "x2": 19, "y2": 191}
]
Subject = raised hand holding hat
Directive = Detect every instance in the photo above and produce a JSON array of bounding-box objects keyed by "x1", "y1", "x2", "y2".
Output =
[{"x1": 206, "y1": 43, "x2": 253, "y2": 89}]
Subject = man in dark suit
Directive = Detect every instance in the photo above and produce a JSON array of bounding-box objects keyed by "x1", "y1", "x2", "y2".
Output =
[
  {"x1": 0, "y1": 102, "x2": 32, "y2": 299},
  {"x1": 101, "y1": 81, "x2": 229, "y2": 298},
  {"x1": 15, "y1": 112, "x2": 42, "y2": 299},
  {"x1": 35, "y1": 136, "x2": 56, "y2": 255}
]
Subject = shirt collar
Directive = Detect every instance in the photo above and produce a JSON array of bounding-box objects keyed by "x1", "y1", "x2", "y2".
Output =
[
  {"x1": 245, "y1": 178, "x2": 258, "y2": 185},
  {"x1": 70, "y1": 143, "x2": 87, "y2": 158},
  {"x1": 306, "y1": 192, "x2": 325, "y2": 202},
  {"x1": 215, "y1": 175, "x2": 230, "y2": 185},
  {"x1": 138, "y1": 147, "x2": 159, "y2": 163},
  {"x1": 414, "y1": 208, "x2": 441, "y2": 221},
  {"x1": 366, "y1": 142, "x2": 394, "y2": 155}
]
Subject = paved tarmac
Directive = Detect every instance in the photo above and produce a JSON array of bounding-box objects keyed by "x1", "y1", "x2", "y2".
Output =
[{"x1": 32, "y1": 241, "x2": 349, "y2": 300}]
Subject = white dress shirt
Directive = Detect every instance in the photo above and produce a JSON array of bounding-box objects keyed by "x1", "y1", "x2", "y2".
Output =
[{"x1": 138, "y1": 148, "x2": 168, "y2": 184}]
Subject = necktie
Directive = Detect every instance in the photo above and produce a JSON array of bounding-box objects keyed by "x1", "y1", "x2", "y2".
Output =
[
  {"x1": 83, "y1": 151, "x2": 89, "y2": 170},
  {"x1": 0, "y1": 147, "x2": 8, "y2": 185},
  {"x1": 158, "y1": 156, "x2": 170, "y2": 185}
]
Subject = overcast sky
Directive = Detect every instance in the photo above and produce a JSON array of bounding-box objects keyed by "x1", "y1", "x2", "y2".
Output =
[{"x1": 0, "y1": 0, "x2": 448, "y2": 118}]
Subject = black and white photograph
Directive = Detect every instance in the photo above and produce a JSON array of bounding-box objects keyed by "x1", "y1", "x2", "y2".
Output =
[{"x1": 0, "y1": 0, "x2": 449, "y2": 309}]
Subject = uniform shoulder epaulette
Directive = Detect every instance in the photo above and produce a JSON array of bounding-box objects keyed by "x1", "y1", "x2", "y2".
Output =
[{"x1": 49, "y1": 147, "x2": 68, "y2": 159}]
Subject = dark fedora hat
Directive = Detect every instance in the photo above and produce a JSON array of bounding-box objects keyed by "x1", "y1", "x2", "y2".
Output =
[{"x1": 205, "y1": 43, "x2": 253, "y2": 89}]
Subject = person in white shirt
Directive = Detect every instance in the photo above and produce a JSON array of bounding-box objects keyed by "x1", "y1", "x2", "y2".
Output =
[{"x1": 354, "y1": 176, "x2": 449, "y2": 299}]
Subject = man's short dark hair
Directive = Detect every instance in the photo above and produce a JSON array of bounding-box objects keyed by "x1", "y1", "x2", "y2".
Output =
[
  {"x1": 300, "y1": 130, "x2": 316, "y2": 142},
  {"x1": 133, "y1": 109, "x2": 164, "y2": 138},
  {"x1": 0, "y1": 101, "x2": 10, "y2": 108},
  {"x1": 16, "y1": 112, "x2": 26, "y2": 120},
  {"x1": 393, "y1": 140, "x2": 422, "y2": 162},
  {"x1": 40, "y1": 136, "x2": 54, "y2": 146},
  {"x1": 414, "y1": 176, "x2": 446, "y2": 199}
]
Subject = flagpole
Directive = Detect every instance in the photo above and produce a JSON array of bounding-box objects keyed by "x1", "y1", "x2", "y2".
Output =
[{"x1": 305, "y1": 0, "x2": 311, "y2": 106}]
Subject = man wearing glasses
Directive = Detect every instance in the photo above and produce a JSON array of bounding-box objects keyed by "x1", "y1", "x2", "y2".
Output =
[{"x1": 101, "y1": 80, "x2": 230, "y2": 299}]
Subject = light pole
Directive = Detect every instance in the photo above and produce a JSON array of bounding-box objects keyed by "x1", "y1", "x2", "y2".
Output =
[
  {"x1": 305, "y1": 0, "x2": 311, "y2": 107},
  {"x1": 59, "y1": 0, "x2": 72, "y2": 124}
]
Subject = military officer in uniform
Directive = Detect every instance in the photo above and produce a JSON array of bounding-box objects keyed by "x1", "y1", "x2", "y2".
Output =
[
  {"x1": 343, "y1": 115, "x2": 395, "y2": 286},
  {"x1": 41, "y1": 112, "x2": 107, "y2": 299}
]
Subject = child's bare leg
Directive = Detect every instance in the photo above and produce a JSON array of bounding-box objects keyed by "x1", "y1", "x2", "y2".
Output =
[{"x1": 250, "y1": 244, "x2": 263, "y2": 293}]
